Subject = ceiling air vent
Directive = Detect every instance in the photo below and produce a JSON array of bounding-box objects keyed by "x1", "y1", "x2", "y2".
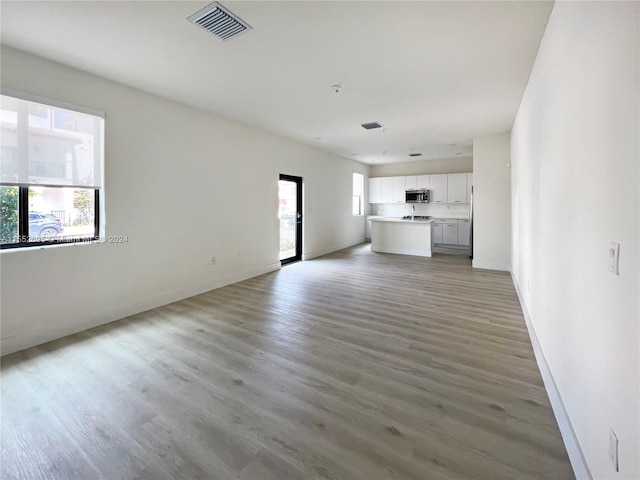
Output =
[
  {"x1": 409, "y1": 152, "x2": 422, "y2": 157},
  {"x1": 360, "y1": 122, "x2": 383, "y2": 130},
  {"x1": 188, "y1": 2, "x2": 252, "y2": 42}
]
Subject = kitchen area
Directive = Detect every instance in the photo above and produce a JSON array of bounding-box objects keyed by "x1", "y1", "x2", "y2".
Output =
[{"x1": 366, "y1": 172, "x2": 473, "y2": 258}]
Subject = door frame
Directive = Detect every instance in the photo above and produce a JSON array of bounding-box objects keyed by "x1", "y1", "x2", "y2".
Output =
[{"x1": 279, "y1": 174, "x2": 303, "y2": 265}]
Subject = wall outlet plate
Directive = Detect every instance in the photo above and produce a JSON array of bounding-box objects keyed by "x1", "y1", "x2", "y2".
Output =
[
  {"x1": 609, "y1": 429, "x2": 619, "y2": 472},
  {"x1": 609, "y1": 241, "x2": 620, "y2": 275}
]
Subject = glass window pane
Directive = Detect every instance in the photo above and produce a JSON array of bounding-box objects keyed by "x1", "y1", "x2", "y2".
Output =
[
  {"x1": 279, "y1": 180, "x2": 297, "y2": 260},
  {"x1": 0, "y1": 185, "x2": 19, "y2": 245},
  {"x1": 352, "y1": 195, "x2": 362, "y2": 216},
  {"x1": 353, "y1": 173, "x2": 364, "y2": 196},
  {"x1": 27, "y1": 186, "x2": 95, "y2": 242}
]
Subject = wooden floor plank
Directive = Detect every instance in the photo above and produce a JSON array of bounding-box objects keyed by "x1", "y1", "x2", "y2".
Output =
[{"x1": 1, "y1": 244, "x2": 574, "y2": 479}]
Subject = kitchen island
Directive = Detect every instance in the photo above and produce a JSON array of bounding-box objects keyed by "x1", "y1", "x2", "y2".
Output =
[{"x1": 370, "y1": 217, "x2": 433, "y2": 257}]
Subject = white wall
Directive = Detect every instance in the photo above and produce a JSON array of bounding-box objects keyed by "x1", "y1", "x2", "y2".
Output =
[
  {"x1": 472, "y1": 132, "x2": 511, "y2": 271},
  {"x1": 511, "y1": 2, "x2": 639, "y2": 479},
  {"x1": 369, "y1": 156, "x2": 472, "y2": 177},
  {"x1": 0, "y1": 46, "x2": 367, "y2": 355}
]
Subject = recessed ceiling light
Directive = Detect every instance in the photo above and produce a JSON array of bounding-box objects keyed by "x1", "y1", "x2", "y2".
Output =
[
  {"x1": 352, "y1": 153, "x2": 359, "y2": 156},
  {"x1": 360, "y1": 122, "x2": 383, "y2": 130},
  {"x1": 456, "y1": 152, "x2": 462, "y2": 155},
  {"x1": 449, "y1": 143, "x2": 457, "y2": 147},
  {"x1": 313, "y1": 136, "x2": 322, "y2": 141}
]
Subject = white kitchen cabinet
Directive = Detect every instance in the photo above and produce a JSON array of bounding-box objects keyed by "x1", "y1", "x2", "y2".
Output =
[
  {"x1": 466, "y1": 173, "x2": 473, "y2": 203},
  {"x1": 432, "y1": 223, "x2": 443, "y2": 244},
  {"x1": 442, "y1": 222, "x2": 458, "y2": 245},
  {"x1": 405, "y1": 175, "x2": 417, "y2": 190},
  {"x1": 368, "y1": 177, "x2": 382, "y2": 203},
  {"x1": 380, "y1": 177, "x2": 393, "y2": 203},
  {"x1": 447, "y1": 173, "x2": 467, "y2": 203},
  {"x1": 457, "y1": 219, "x2": 470, "y2": 246},
  {"x1": 416, "y1": 175, "x2": 430, "y2": 189},
  {"x1": 391, "y1": 176, "x2": 406, "y2": 203},
  {"x1": 443, "y1": 222, "x2": 458, "y2": 244},
  {"x1": 429, "y1": 174, "x2": 448, "y2": 203}
]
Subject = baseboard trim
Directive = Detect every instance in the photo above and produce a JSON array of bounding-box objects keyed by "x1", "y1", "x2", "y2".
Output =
[
  {"x1": 1, "y1": 262, "x2": 281, "y2": 356},
  {"x1": 371, "y1": 245, "x2": 432, "y2": 257},
  {"x1": 511, "y1": 272, "x2": 592, "y2": 480},
  {"x1": 472, "y1": 259, "x2": 511, "y2": 271},
  {"x1": 302, "y1": 238, "x2": 365, "y2": 261}
]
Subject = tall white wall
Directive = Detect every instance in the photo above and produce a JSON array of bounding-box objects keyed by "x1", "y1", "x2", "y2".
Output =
[
  {"x1": 511, "y1": 2, "x2": 639, "y2": 478},
  {"x1": 0, "y1": 46, "x2": 367, "y2": 355},
  {"x1": 472, "y1": 132, "x2": 511, "y2": 271}
]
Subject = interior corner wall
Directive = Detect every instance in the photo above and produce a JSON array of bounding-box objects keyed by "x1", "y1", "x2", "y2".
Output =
[
  {"x1": 472, "y1": 132, "x2": 511, "y2": 271},
  {"x1": 0, "y1": 46, "x2": 367, "y2": 355},
  {"x1": 510, "y1": 2, "x2": 639, "y2": 478}
]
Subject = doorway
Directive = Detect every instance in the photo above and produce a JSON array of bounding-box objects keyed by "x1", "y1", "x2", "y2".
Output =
[{"x1": 278, "y1": 174, "x2": 302, "y2": 265}]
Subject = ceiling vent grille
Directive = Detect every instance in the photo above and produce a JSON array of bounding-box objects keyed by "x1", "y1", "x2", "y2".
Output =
[
  {"x1": 188, "y1": 2, "x2": 252, "y2": 42},
  {"x1": 360, "y1": 122, "x2": 383, "y2": 130}
]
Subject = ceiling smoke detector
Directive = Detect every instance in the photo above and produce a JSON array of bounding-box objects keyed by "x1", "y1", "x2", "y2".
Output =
[
  {"x1": 188, "y1": 2, "x2": 252, "y2": 42},
  {"x1": 360, "y1": 122, "x2": 383, "y2": 130}
]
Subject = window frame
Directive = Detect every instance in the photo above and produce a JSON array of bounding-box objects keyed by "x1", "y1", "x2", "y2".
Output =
[
  {"x1": 352, "y1": 172, "x2": 364, "y2": 216},
  {"x1": 1, "y1": 185, "x2": 100, "y2": 249},
  {"x1": 0, "y1": 90, "x2": 105, "y2": 250}
]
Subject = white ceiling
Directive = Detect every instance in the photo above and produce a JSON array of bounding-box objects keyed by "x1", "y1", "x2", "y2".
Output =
[{"x1": 0, "y1": 1, "x2": 553, "y2": 165}]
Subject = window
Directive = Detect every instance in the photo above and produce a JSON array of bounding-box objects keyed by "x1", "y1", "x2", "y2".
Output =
[
  {"x1": 0, "y1": 91, "x2": 104, "y2": 249},
  {"x1": 352, "y1": 172, "x2": 364, "y2": 216}
]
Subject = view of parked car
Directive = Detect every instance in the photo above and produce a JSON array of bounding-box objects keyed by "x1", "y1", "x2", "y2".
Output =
[{"x1": 29, "y1": 212, "x2": 64, "y2": 238}]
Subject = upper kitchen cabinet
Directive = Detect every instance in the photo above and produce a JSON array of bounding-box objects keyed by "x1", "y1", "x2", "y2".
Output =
[
  {"x1": 369, "y1": 177, "x2": 382, "y2": 203},
  {"x1": 405, "y1": 175, "x2": 417, "y2": 190},
  {"x1": 447, "y1": 173, "x2": 467, "y2": 203},
  {"x1": 466, "y1": 173, "x2": 473, "y2": 203},
  {"x1": 391, "y1": 176, "x2": 406, "y2": 203},
  {"x1": 429, "y1": 174, "x2": 448, "y2": 203},
  {"x1": 380, "y1": 177, "x2": 393, "y2": 203},
  {"x1": 416, "y1": 175, "x2": 430, "y2": 189}
]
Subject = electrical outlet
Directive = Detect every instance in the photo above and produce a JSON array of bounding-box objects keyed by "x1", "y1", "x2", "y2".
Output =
[
  {"x1": 609, "y1": 429, "x2": 619, "y2": 472},
  {"x1": 609, "y1": 241, "x2": 620, "y2": 275},
  {"x1": 210, "y1": 256, "x2": 216, "y2": 265}
]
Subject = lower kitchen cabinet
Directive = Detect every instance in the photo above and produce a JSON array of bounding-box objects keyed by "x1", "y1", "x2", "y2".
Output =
[
  {"x1": 457, "y1": 219, "x2": 470, "y2": 246},
  {"x1": 433, "y1": 219, "x2": 468, "y2": 246},
  {"x1": 432, "y1": 223, "x2": 443, "y2": 243},
  {"x1": 443, "y1": 222, "x2": 458, "y2": 244}
]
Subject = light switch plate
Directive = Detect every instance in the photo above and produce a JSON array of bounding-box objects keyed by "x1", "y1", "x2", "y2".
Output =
[{"x1": 609, "y1": 241, "x2": 620, "y2": 275}]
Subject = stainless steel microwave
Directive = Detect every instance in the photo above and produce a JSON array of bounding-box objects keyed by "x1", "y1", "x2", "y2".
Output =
[{"x1": 405, "y1": 189, "x2": 430, "y2": 203}]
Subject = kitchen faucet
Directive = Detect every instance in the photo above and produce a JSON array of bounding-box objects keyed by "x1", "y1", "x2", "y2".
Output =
[{"x1": 411, "y1": 205, "x2": 415, "y2": 221}]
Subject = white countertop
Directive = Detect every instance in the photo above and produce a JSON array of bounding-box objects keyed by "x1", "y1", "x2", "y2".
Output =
[
  {"x1": 370, "y1": 216, "x2": 470, "y2": 223},
  {"x1": 371, "y1": 217, "x2": 434, "y2": 224}
]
